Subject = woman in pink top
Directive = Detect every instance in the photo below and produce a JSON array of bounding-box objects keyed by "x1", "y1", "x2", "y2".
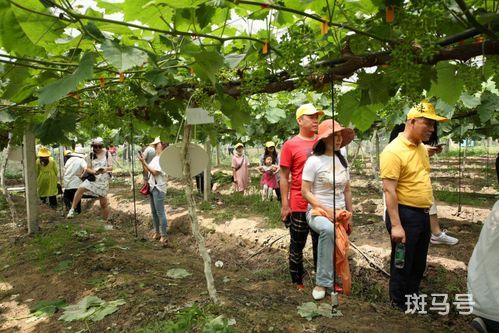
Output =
[{"x1": 232, "y1": 143, "x2": 250, "y2": 193}]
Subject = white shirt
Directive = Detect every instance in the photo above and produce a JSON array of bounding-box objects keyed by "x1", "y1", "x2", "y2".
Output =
[
  {"x1": 148, "y1": 156, "x2": 167, "y2": 193},
  {"x1": 302, "y1": 154, "x2": 350, "y2": 210},
  {"x1": 467, "y1": 200, "x2": 499, "y2": 321},
  {"x1": 63, "y1": 156, "x2": 87, "y2": 189}
]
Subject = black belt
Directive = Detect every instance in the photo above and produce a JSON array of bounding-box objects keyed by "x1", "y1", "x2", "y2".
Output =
[{"x1": 399, "y1": 204, "x2": 430, "y2": 214}]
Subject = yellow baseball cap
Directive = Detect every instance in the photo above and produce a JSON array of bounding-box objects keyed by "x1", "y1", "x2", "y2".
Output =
[
  {"x1": 406, "y1": 101, "x2": 448, "y2": 122},
  {"x1": 234, "y1": 142, "x2": 244, "y2": 149},
  {"x1": 265, "y1": 141, "x2": 275, "y2": 148},
  {"x1": 295, "y1": 103, "x2": 325, "y2": 119}
]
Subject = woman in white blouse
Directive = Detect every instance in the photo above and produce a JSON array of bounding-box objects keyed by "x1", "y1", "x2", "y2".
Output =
[
  {"x1": 301, "y1": 119, "x2": 355, "y2": 300},
  {"x1": 139, "y1": 137, "x2": 168, "y2": 243}
]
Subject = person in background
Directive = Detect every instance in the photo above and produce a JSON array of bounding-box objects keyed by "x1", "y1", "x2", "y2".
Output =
[
  {"x1": 232, "y1": 143, "x2": 250, "y2": 194},
  {"x1": 280, "y1": 103, "x2": 324, "y2": 289},
  {"x1": 381, "y1": 100, "x2": 448, "y2": 311},
  {"x1": 302, "y1": 119, "x2": 355, "y2": 300},
  {"x1": 142, "y1": 140, "x2": 157, "y2": 182},
  {"x1": 389, "y1": 123, "x2": 458, "y2": 246},
  {"x1": 36, "y1": 147, "x2": 59, "y2": 209},
  {"x1": 468, "y1": 200, "x2": 499, "y2": 333},
  {"x1": 108, "y1": 144, "x2": 117, "y2": 163},
  {"x1": 258, "y1": 155, "x2": 278, "y2": 201},
  {"x1": 138, "y1": 138, "x2": 168, "y2": 243},
  {"x1": 67, "y1": 137, "x2": 113, "y2": 219},
  {"x1": 260, "y1": 141, "x2": 281, "y2": 201},
  {"x1": 63, "y1": 147, "x2": 87, "y2": 215}
]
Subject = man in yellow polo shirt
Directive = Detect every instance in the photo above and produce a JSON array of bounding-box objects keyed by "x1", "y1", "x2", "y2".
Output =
[{"x1": 380, "y1": 100, "x2": 448, "y2": 311}]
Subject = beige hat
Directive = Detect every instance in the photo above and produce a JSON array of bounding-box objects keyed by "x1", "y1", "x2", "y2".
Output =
[
  {"x1": 234, "y1": 142, "x2": 244, "y2": 149},
  {"x1": 150, "y1": 137, "x2": 161, "y2": 145}
]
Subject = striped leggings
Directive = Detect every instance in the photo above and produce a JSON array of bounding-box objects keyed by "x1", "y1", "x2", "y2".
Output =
[{"x1": 289, "y1": 212, "x2": 318, "y2": 284}]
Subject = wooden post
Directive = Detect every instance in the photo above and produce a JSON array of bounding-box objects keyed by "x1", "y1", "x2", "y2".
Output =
[
  {"x1": 203, "y1": 138, "x2": 212, "y2": 201},
  {"x1": 23, "y1": 129, "x2": 39, "y2": 234},
  {"x1": 181, "y1": 124, "x2": 218, "y2": 303}
]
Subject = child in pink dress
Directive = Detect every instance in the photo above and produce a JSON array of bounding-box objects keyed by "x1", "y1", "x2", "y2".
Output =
[{"x1": 258, "y1": 155, "x2": 278, "y2": 201}]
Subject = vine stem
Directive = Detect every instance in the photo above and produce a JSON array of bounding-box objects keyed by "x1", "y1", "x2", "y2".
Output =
[{"x1": 181, "y1": 121, "x2": 218, "y2": 304}]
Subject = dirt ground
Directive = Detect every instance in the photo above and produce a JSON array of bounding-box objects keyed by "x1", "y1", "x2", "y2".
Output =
[{"x1": 0, "y1": 159, "x2": 497, "y2": 333}]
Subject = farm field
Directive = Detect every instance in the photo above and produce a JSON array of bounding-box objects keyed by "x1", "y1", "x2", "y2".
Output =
[{"x1": 0, "y1": 153, "x2": 497, "y2": 333}]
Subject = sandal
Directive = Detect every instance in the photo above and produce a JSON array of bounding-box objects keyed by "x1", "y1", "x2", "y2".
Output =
[
  {"x1": 159, "y1": 236, "x2": 167, "y2": 244},
  {"x1": 151, "y1": 232, "x2": 160, "y2": 240}
]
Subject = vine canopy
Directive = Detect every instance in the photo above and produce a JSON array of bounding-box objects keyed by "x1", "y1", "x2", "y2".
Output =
[{"x1": 0, "y1": 0, "x2": 498, "y2": 147}]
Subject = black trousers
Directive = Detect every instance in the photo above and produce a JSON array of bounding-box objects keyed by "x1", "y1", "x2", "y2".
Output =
[
  {"x1": 385, "y1": 204, "x2": 431, "y2": 308},
  {"x1": 63, "y1": 189, "x2": 81, "y2": 213},
  {"x1": 40, "y1": 196, "x2": 57, "y2": 208},
  {"x1": 274, "y1": 188, "x2": 281, "y2": 202},
  {"x1": 289, "y1": 212, "x2": 318, "y2": 284}
]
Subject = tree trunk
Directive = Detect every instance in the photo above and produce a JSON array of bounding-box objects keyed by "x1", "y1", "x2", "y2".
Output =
[
  {"x1": 216, "y1": 143, "x2": 221, "y2": 167},
  {"x1": 0, "y1": 134, "x2": 19, "y2": 223},
  {"x1": 375, "y1": 129, "x2": 380, "y2": 175},
  {"x1": 349, "y1": 141, "x2": 362, "y2": 168},
  {"x1": 203, "y1": 138, "x2": 212, "y2": 201},
  {"x1": 369, "y1": 130, "x2": 379, "y2": 180},
  {"x1": 181, "y1": 124, "x2": 218, "y2": 303},
  {"x1": 23, "y1": 129, "x2": 39, "y2": 234}
]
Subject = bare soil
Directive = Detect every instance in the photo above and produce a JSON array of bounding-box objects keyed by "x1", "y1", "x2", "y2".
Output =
[{"x1": 0, "y1": 158, "x2": 497, "y2": 333}]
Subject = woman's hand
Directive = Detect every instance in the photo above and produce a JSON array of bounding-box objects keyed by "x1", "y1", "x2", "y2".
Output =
[{"x1": 346, "y1": 217, "x2": 353, "y2": 235}]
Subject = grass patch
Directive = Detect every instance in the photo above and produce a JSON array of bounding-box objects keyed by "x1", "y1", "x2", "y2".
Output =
[
  {"x1": 167, "y1": 188, "x2": 188, "y2": 208},
  {"x1": 435, "y1": 190, "x2": 498, "y2": 208},
  {"x1": 351, "y1": 272, "x2": 388, "y2": 303},
  {"x1": 28, "y1": 224, "x2": 78, "y2": 268},
  {"x1": 137, "y1": 304, "x2": 234, "y2": 333}
]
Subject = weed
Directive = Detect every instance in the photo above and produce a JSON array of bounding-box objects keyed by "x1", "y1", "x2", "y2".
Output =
[
  {"x1": 137, "y1": 304, "x2": 234, "y2": 333},
  {"x1": 54, "y1": 259, "x2": 73, "y2": 272},
  {"x1": 351, "y1": 273, "x2": 388, "y2": 303},
  {"x1": 167, "y1": 188, "x2": 188, "y2": 207},
  {"x1": 435, "y1": 190, "x2": 497, "y2": 208},
  {"x1": 28, "y1": 224, "x2": 77, "y2": 268}
]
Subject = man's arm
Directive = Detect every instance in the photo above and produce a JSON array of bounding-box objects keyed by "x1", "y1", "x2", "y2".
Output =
[
  {"x1": 280, "y1": 166, "x2": 291, "y2": 221},
  {"x1": 383, "y1": 178, "x2": 406, "y2": 243}
]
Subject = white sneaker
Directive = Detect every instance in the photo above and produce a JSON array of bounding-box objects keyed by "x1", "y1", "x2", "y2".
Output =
[
  {"x1": 66, "y1": 208, "x2": 76, "y2": 219},
  {"x1": 431, "y1": 230, "x2": 458, "y2": 245},
  {"x1": 312, "y1": 287, "x2": 326, "y2": 300}
]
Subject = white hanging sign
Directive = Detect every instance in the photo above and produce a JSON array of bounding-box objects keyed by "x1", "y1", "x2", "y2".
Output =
[{"x1": 186, "y1": 108, "x2": 214, "y2": 125}]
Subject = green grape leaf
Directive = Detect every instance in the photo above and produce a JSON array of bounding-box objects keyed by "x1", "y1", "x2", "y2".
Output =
[
  {"x1": 297, "y1": 302, "x2": 333, "y2": 321},
  {"x1": 460, "y1": 92, "x2": 481, "y2": 109},
  {"x1": 30, "y1": 299, "x2": 66, "y2": 318},
  {"x1": 190, "y1": 50, "x2": 224, "y2": 84},
  {"x1": 0, "y1": 1, "x2": 45, "y2": 56},
  {"x1": 38, "y1": 53, "x2": 95, "y2": 105},
  {"x1": 477, "y1": 94, "x2": 499, "y2": 123},
  {"x1": 89, "y1": 299, "x2": 126, "y2": 322},
  {"x1": 337, "y1": 90, "x2": 359, "y2": 126},
  {"x1": 0, "y1": 111, "x2": 14, "y2": 123},
  {"x1": 265, "y1": 107, "x2": 286, "y2": 124},
  {"x1": 351, "y1": 104, "x2": 380, "y2": 132},
  {"x1": 224, "y1": 54, "x2": 246, "y2": 69},
  {"x1": 101, "y1": 40, "x2": 148, "y2": 71},
  {"x1": 166, "y1": 268, "x2": 192, "y2": 279},
  {"x1": 428, "y1": 62, "x2": 463, "y2": 106},
  {"x1": 144, "y1": 70, "x2": 170, "y2": 86},
  {"x1": 34, "y1": 111, "x2": 78, "y2": 144},
  {"x1": 58, "y1": 295, "x2": 125, "y2": 322}
]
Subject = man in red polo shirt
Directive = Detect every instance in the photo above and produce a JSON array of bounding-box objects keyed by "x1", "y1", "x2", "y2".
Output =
[{"x1": 280, "y1": 103, "x2": 323, "y2": 289}]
